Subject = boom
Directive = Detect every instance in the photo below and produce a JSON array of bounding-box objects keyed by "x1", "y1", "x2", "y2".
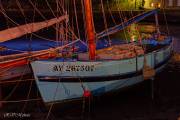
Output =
[{"x1": 0, "y1": 15, "x2": 68, "y2": 43}]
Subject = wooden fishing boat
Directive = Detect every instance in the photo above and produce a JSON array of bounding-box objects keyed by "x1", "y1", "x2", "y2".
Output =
[{"x1": 30, "y1": 0, "x2": 173, "y2": 104}]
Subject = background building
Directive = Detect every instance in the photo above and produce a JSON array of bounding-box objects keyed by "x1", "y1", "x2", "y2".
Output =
[
  {"x1": 107, "y1": 0, "x2": 180, "y2": 10},
  {"x1": 161, "y1": 0, "x2": 180, "y2": 8}
]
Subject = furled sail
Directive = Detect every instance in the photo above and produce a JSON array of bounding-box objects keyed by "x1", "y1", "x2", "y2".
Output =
[{"x1": 0, "y1": 15, "x2": 68, "y2": 43}]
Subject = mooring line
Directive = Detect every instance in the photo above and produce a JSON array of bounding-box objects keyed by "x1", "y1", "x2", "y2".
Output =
[{"x1": 0, "y1": 98, "x2": 42, "y2": 103}]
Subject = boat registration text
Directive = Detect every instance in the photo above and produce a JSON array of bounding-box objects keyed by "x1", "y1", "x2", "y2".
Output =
[{"x1": 53, "y1": 65, "x2": 95, "y2": 72}]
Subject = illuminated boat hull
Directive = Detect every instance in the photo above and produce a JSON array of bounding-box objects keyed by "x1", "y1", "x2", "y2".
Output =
[{"x1": 31, "y1": 41, "x2": 172, "y2": 104}]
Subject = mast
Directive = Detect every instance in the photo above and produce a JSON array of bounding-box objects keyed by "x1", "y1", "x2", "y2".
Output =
[{"x1": 83, "y1": 0, "x2": 96, "y2": 60}]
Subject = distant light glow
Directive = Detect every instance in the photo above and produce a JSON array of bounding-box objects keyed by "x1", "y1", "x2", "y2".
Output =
[
  {"x1": 131, "y1": 35, "x2": 136, "y2": 42},
  {"x1": 150, "y1": 1, "x2": 161, "y2": 8},
  {"x1": 151, "y1": 3, "x2": 154, "y2": 7}
]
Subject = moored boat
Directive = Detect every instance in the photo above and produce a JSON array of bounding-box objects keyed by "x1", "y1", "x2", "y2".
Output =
[
  {"x1": 31, "y1": 41, "x2": 172, "y2": 103},
  {"x1": 0, "y1": 15, "x2": 69, "y2": 80},
  {"x1": 30, "y1": 0, "x2": 173, "y2": 104}
]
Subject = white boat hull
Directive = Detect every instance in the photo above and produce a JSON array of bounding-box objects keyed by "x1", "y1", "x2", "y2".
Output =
[{"x1": 31, "y1": 44, "x2": 172, "y2": 103}]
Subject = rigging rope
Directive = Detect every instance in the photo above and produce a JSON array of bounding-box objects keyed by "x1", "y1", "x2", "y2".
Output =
[
  {"x1": 45, "y1": 0, "x2": 56, "y2": 17},
  {"x1": 97, "y1": 9, "x2": 158, "y2": 39},
  {"x1": 0, "y1": 98, "x2": 41, "y2": 103},
  {"x1": 21, "y1": 77, "x2": 33, "y2": 112},
  {"x1": 100, "y1": 0, "x2": 112, "y2": 46},
  {"x1": 21, "y1": 1, "x2": 36, "y2": 111},
  {"x1": 116, "y1": 2, "x2": 129, "y2": 44},
  {"x1": 107, "y1": 0, "x2": 117, "y2": 25},
  {"x1": 1, "y1": 66, "x2": 28, "y2": 101},
  {"x1": 45, "y1": 78, "x2": 61, "y2": 120},
  {"x1": 73, "y1": 0, "x2": 81, "y2": 39},
  {"x1": 29, "y1": 0, "x2": 76, "y2": 39},
  {"x1": 0, "y1": 79, "x2": 34, "y2": 85},
  {"x1": 81, "y1": 0, "x2": 88, "y2": 45},
  {"x1": 162, "y1": 6, "x2": 169, "y2": 35}
]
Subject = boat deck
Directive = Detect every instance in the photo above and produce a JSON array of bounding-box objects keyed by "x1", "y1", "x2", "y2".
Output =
[{"x1": 1, "y1": 36, "x2": 172, "y2": 62}]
